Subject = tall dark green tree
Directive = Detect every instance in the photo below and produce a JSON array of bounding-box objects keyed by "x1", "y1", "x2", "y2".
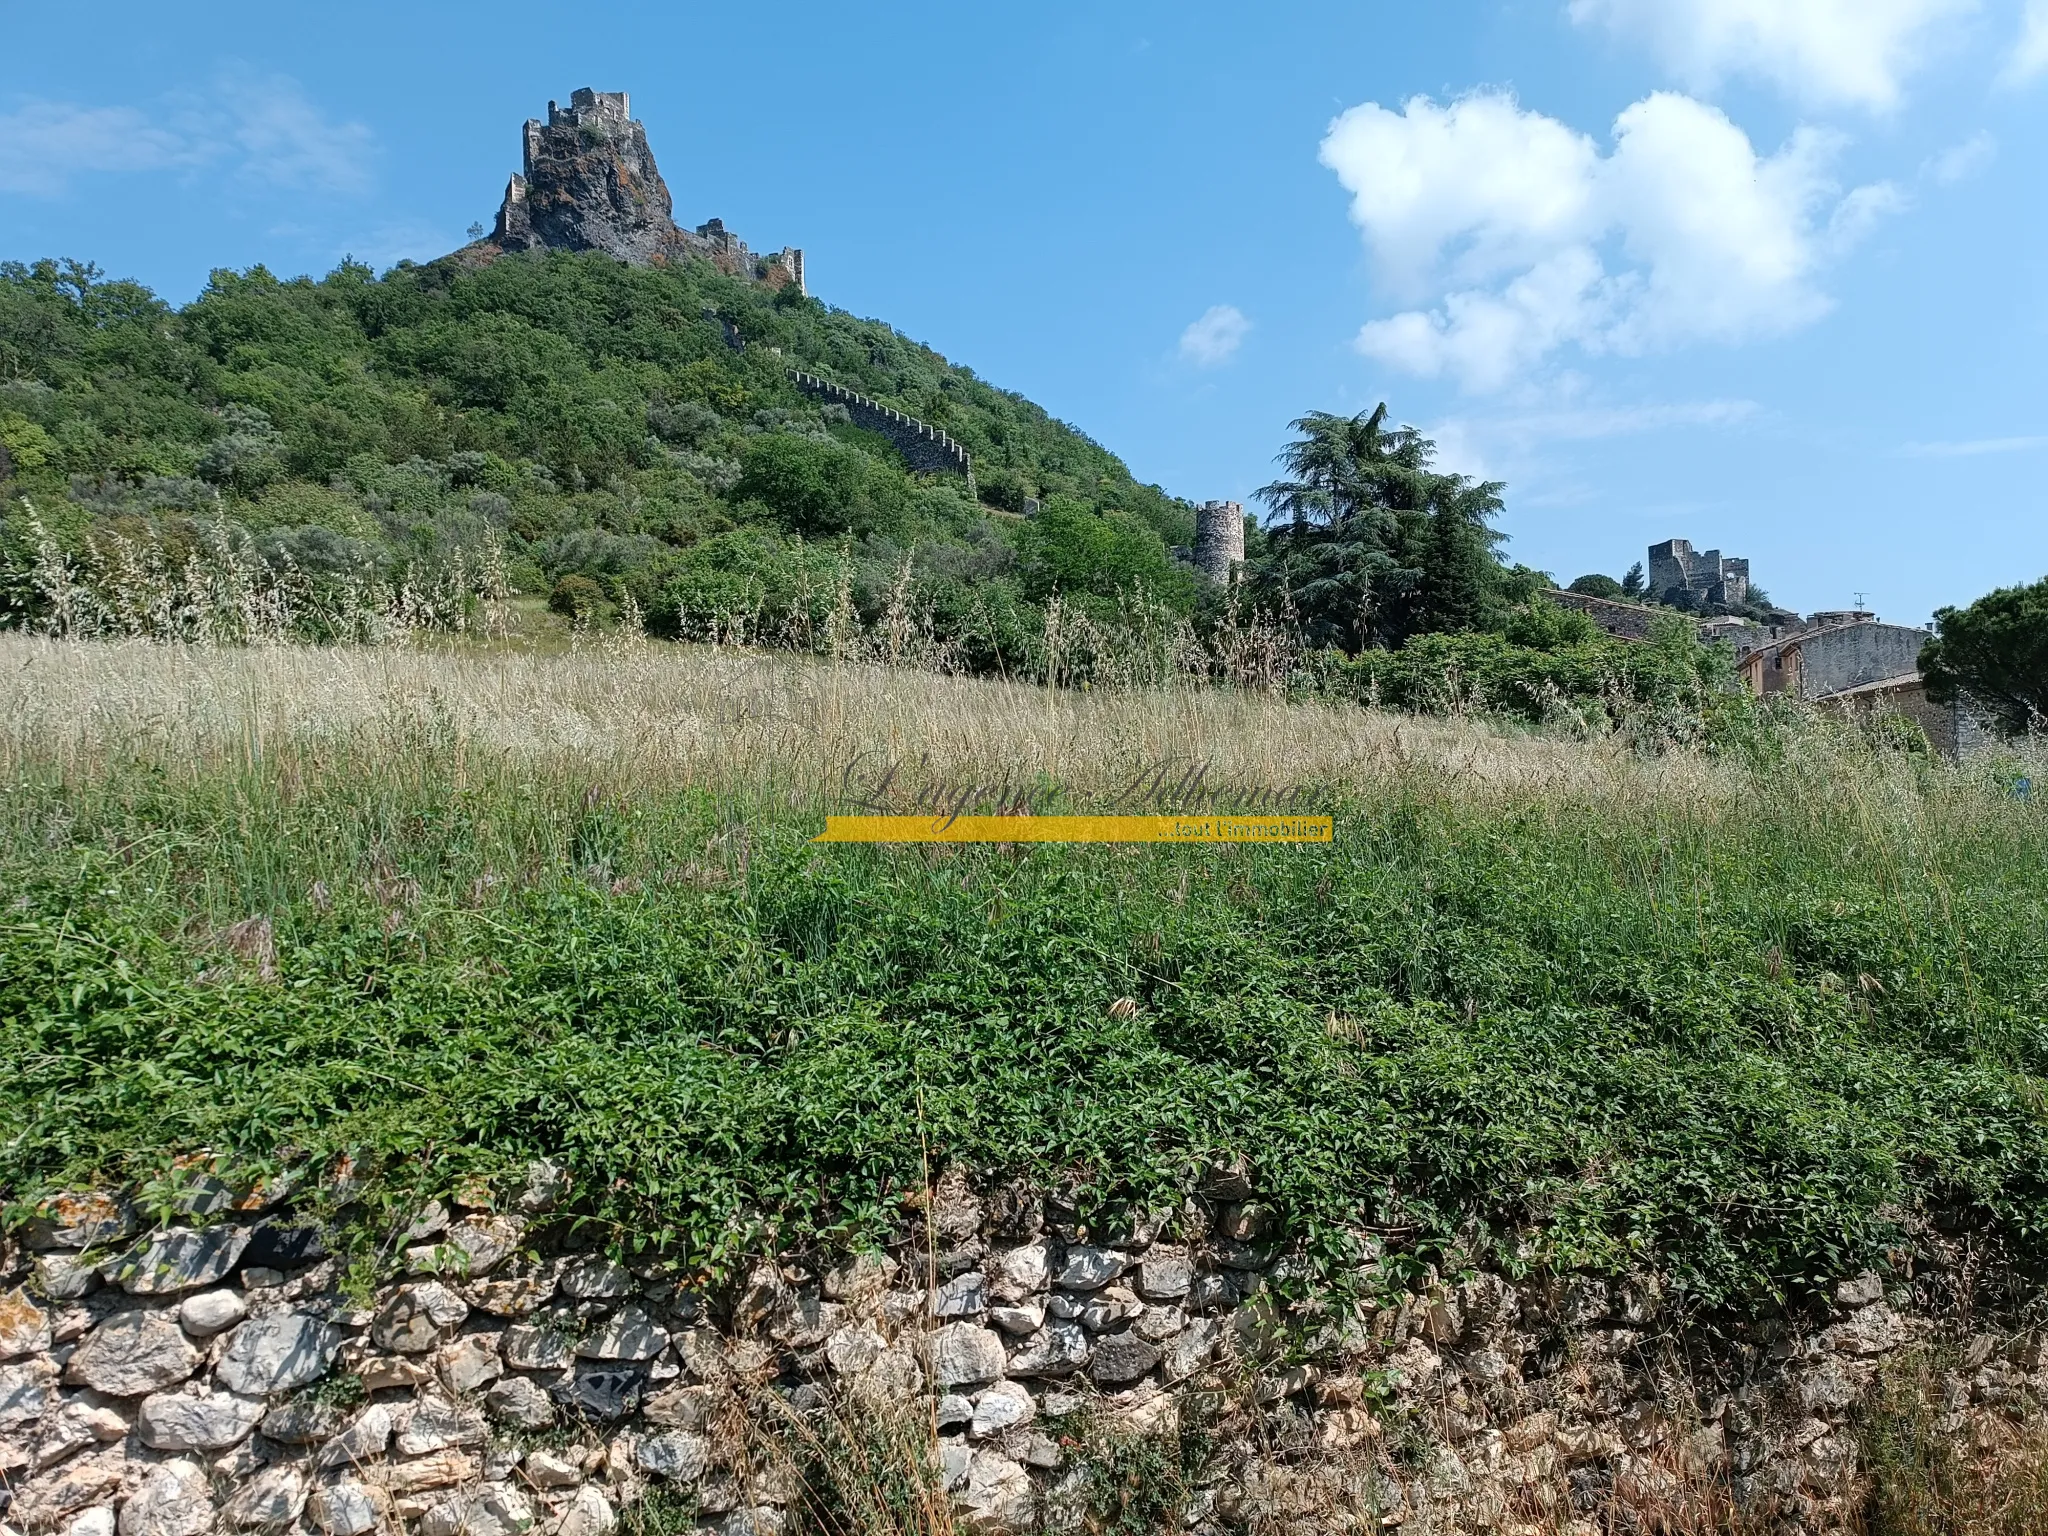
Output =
[
  {"x1": 1420, "y1": 497, "x2": 1492, "y2": 633},
  {"x1": 1249, "y1": 403, "x2": 1505, "y2": 651},
  {"x1": 1921, "y1": 576, "x2": 2048, "y2": 737}
]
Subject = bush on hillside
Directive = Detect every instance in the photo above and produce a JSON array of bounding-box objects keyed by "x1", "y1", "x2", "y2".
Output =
[
  {"x1": 730, "y1": 432, "x2": 909, "y2": 540},
  {"x1": 547, "y1": 573, "x2": 606, "y2": 620},
  {"x1": 1324, "y1": 607, "x2": 1723, "y2": 724}
]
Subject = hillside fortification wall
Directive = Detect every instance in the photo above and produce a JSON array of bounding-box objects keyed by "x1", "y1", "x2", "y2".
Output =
[{"x1": 788, "y1": 370, "x2": 974, "y2": 487}]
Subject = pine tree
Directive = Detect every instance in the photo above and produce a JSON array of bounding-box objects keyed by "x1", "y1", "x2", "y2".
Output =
[
  {"x1": 1252, "y1": 404, "x2": 1505, "y2": 650},
  {"x1": 1421, "y1": 502, "x2": 1488, "y2": 633}
]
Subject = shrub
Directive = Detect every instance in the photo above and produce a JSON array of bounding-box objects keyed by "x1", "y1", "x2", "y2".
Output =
[
  {"x1": 1016, "y1": 497, "x2": 1193, "y2": 608},
  {"x1": 730, "y1": 432, "x2": 909, "y2": 540},
  {"x1": 547, "y1": 573, "x2": 606, "y2": 619},
  {"x1": 1325, "y1": 627, "x2": 1715, "y2": 724}
]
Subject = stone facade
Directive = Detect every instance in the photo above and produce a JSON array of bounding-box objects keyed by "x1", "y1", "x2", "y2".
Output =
[
  {"x1": 1543, "y1": 590, "x2": 1662, "y2": 643},
  {"x1": 1741, "y1": 620, "x2": 1930, "y2": 701},
  {"x1": 786, "y1": 371, "x2": 973, "y2": 487},
  {"x1": 1, "y1": 1167, "x2": 2034, "y2": 1536},
  {"x1": 1648, "y1": 539, "x2": 1750, "y2": 611},
  {"x1": 482, "y1": 89, "x2": 803, "y2": 293},
  {"x1": 1822, "y1": 673, "x2": 1989, "y2": 758}
]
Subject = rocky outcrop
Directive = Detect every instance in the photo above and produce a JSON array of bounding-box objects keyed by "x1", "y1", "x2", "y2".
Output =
[
  {"x1": 477, "y1": 89, "x2": 803, "y2": 293},
  {"x1": 1, "y1": 1166, "x2": 2041, "y2": 1536}
]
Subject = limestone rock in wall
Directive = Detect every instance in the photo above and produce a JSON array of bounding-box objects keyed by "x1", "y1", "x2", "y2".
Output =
[
  {"x1": 635, "y1": 1431, "x2": 708, "y2": 1482},
  {"x1": 417, "y1": 1485, "x2": 534, "y2": 1536},
  {"x1": 928, "y1": 1324, "x2": 1006, "y2": 1390},
  {"x1": 0, "y1": 1358, "x2": 57, "y2": 1429},
  {"x1": 561, "y1": 1257, "x2": 631, "y2": 1300},
  {"x1": 0, "y1": 1288, "x2": 53, "y2": 1360},
  {"x1": 118, "y1": 1459, "x2": 215, "y2": 1536},
  {"x1": 136, "y1": 1388, "x2": 267, "y2": 1451},
  {"x1": 177, "y1": 1290, "x2": 246, "y2": 1337},
  {"x1": 220, "y1": 1464, "x2": 309, "y2": 1530},
  {"x1": 556, "y1": 1485, "x2": 616, "y2": 1536},
  {"x1": 259, "y1": 1395, "x2": 344, "y2": 1446},
  {"x1": 1006, "y1": 1321, "x2": 1089, "y2": 1378},
  {"x1": 33, "y1": 1252, "x2": 101, "y2": 1302},
  {"x1": 307, "y1": 1482, "x2": 381, "y2": 1536},
  {"x1": 1055, "y1": 1246, "x2": 1123, "y2": 1292},
  {"x1": 23, "y1": 1192, "x2": 135, "y2": 1251},
  {"x1": 575, "y1": 1304, "x2": 669, "y2": 1361},
  {"x1": 372, "y1": 1282, "x2": 469, "y2": 1353},
  {"x1": 64, "y1": 1309, "x2": 202, "y2": 1396},
  {"x1": 396, "y1": 1394, "x2": 489, "y2": 1455},
  {"x1": 1088, "y1": 1330, "x2": 1161, "y2": 1385},
  {"x1": 1138, "y1": 1249, "x2": 1193, "y2": 1300},
  {"x1": 104, "y1": 1227, "x2": 249, "y2": 1295},
  {"x1": 214, "y1": 1312, "x2": 341, "y2": 1395},
  {"x1": 314, "y1": 1403, "x2": 393, "y2": 1469},
  {"x1": 484, "y1": 1374, "x2": 554, "y2": 1429}
]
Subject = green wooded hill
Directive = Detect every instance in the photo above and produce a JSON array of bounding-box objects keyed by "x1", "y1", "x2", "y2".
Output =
[{"x1": 0, "y1": 252, "x2": 1205, "y2": 644}]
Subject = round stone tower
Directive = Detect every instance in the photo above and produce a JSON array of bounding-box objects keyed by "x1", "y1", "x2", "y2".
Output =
[{"x1": 1193, "y1": 501, "x2": 1245, "y2": 586}]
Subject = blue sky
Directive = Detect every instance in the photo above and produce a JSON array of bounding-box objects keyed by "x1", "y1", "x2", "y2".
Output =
[{"x1": 3, "y1": 0, "x2": 2045, "y2": 622}]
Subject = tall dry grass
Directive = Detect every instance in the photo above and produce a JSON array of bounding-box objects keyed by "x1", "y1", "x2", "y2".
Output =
[
  {"x1": 0, "y1": 631, "x2": 1740, "y2": 810},
  {"x1": 2, "y1": 629, "x2": 2036, "y2": 1031}
]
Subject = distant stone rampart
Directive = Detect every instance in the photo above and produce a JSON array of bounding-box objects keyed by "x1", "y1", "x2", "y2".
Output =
[{"x1": 789, "y1": 370, "x2": 974, "y2": 487}]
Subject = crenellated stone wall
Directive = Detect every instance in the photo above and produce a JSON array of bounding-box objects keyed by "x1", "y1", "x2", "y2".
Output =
[
  {"x1": 1, "y1": 1165, "x2": 2038, "y2": 1536},
  {"x1": 788, "y1": 372, "x2": 974, "y2": 487}
]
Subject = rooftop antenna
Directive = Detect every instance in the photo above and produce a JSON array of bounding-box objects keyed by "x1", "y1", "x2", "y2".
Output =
[{"x1": 1853, "y1": 591, "x2": 1868, "y2": 611}]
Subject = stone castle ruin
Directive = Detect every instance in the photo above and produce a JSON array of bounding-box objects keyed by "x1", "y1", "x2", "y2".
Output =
[
  {"x1": 481, "y1": 89, "x2": 804, "y2": 292},
  {"x1": 1552, "y1": 535, "x2": 1983, "y2": 755},
  {"x1": 1648, "y1": 538, "x2": 1749, "y2": 610}
]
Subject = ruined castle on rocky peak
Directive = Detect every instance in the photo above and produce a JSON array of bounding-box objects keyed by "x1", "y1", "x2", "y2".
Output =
[{"x1": 480, "y1": 89, "x2": 804, "y2": 292}]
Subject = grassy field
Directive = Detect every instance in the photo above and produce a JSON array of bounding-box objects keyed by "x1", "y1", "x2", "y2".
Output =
[{"x1": 3, "y1": 633, "x2": 2047, "y2": 1315}]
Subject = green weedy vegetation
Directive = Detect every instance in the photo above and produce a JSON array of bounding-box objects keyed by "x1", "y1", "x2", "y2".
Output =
[
  {"x1": 0, "y1": 251, "x2": 1203, "y2": 661},
  {"x1": 0, "y1": 252, "x2": 1746, "y2": 734},
  {"x1": 2, "y1": 638, "x2": 2047, "y2": 1320}
]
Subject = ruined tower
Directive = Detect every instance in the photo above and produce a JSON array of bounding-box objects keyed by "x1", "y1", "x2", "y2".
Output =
[
  {"x1": 482, "y1": 89, "x2": 803, "y2": 292},
  {"x1": 1193, "y1": 501, "x2": 1246, "y2": 586},
  {"x1": 1648, "y1": 538, "x2": 1750, "y2": 610}
]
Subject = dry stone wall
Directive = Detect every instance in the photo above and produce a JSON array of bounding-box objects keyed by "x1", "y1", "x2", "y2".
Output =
[{"x1": 0, "y1": 1167, "x2": 2036, "y2": 1536}]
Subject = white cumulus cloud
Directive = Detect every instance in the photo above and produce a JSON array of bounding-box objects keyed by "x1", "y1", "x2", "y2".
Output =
[
  {"x1": 1324, "y1": 90, "x2": 1898, "y2": 393},
  {"x1": 0, "y1": 75, "x2": 372, "y2": 198},
  {"x1": 1179, "y1": 305, "x2": 1251, "y2": 367},
  {"x1": 2004, "y1": 0, "x2": 2048, "y2": 82},
  {"x1": 1927, "y1": 131, "x2": 1997, "y2": 182},
  {"x1": 1567, "y1": 0, "x2": 1976, "y2": 111}
]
